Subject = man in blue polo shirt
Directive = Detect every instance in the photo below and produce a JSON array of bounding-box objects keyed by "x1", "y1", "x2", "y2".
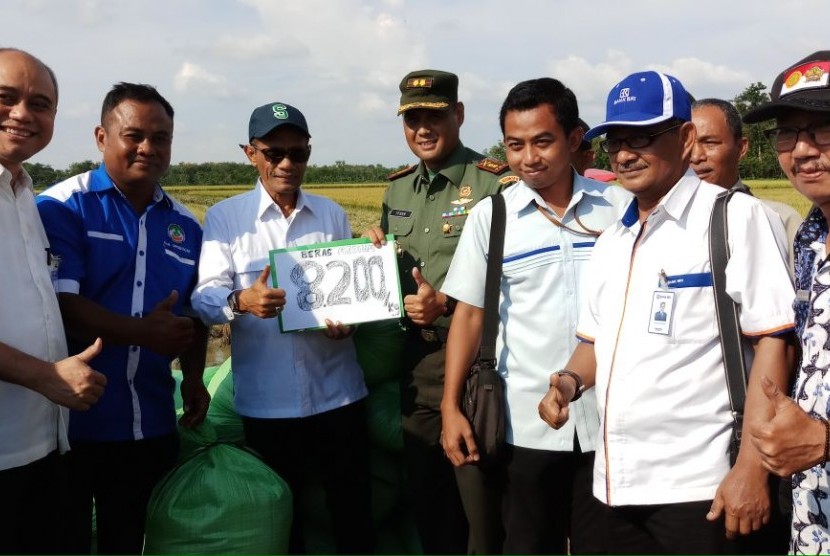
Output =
[{"x1": 37, "y1": 82, "x2": 209, "y2": 554}]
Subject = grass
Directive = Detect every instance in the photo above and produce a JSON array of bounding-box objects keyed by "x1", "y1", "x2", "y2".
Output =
[
  {"x1": 167, "y1": 180, "x2": 811, "y2": 233},
  {"x1": 744, "y1": 179, "x2": 812, "y2": 217},
  {"x1": 166, "y1": 183, "x2": 385, "y2": 234}
]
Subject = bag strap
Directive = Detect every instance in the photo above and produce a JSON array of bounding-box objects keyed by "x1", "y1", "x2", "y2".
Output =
[
  {"x1": 708, "y1": 190, "x2": 747, "y2": 418},
  {"x1": 479, "y1": 193, "x2": 506, "y2": 363}
]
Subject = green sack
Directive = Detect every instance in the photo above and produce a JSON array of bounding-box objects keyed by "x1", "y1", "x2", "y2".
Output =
[
  {"x1": 177, "y1": 357, "x2": 243, "y2": 460},
  {"x1": 353, "y1": 320, "x2": 406, "y2": 387},
  {"x1": 366, "y1": 379, "x2": 403, "y2": 453},
  {"x1": 204, "y1": 358, "x2": 243, "y2": 445},
  {"x1": 143, "y1": 444, "x2": 292, "y2": 555}
]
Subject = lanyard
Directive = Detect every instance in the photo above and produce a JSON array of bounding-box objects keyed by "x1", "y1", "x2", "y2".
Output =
[{"x1": 531, "y1": 200, "x2": 602, "y2": 238}]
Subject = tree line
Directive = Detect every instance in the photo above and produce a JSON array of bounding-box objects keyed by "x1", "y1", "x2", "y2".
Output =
[
  {"x1": 25, "y1": 83, "x2": 784, "y2": 186},
  {"x1": 24, "y1": 159, "x2": 409, "y2": 188}
]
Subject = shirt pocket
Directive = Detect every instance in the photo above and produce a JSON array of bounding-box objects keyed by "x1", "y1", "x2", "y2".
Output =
[
  {"x1": 666, "y1": 274, "x2": 717, "y2": 344},
  {"x1": 387, "y1": 214, "x2": 414, "y2": 238},
  {"x1": 502, "y1": 245, "x2": 560, "y2": 282},
  {"x1": 235, "y1": 255, "x2": 271, "y2": 289}
]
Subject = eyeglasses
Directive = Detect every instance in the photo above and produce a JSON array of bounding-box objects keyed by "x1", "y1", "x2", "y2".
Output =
[
  {"x1": 763, "y1": 123, "x2": 830, "y2": 152},
  {"x1": 600, "y1": 123, "x2": 683, "y2": 154},
  {"x1": 241, "y1": 143, "x2": 311, "y2": 163}
]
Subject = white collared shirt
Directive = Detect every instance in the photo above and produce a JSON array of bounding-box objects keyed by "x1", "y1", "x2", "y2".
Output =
[
  {"x1": 578, "y1": 170, "x2": 795, "y2": 506},
  {"x1": 442, "y1": 173, "x2": 632, "y2": 451},
  {"x1": 191, "y1": 182, "x2": 367, "y2": 418},
  {"x1": 0, "y1": 165, "x2": 69, "y2": 470}
]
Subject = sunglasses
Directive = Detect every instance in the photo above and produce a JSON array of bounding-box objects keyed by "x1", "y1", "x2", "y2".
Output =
[
  {"x1": 241, "y1": 143, "x2": 311, "y2": 163},
  {"x1": 600, "y1": 123, "x2": 683, "y2": 154}
]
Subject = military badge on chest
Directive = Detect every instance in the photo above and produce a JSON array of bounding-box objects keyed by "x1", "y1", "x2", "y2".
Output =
[{"x1": 443, "y1": 185, "x2": 473, "y2": 234}]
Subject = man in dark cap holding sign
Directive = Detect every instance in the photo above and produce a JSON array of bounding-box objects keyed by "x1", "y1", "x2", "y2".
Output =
[
  {"x1": 745, "y1": 50, "x2": 830, "y2": 554},
  {"x1": 365, "y1": 69, "x2": 516, "y2": 554},
  {"x1": 192, "y1": 102, "x2": 372, "y2": 554}
]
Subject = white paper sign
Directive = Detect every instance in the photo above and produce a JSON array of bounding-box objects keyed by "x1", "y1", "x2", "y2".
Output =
[{"x1": 270, "y1": 236, "x2": 402, "y2": 332}]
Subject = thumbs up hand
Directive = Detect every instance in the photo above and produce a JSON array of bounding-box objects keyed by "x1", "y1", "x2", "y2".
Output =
[
  {"x1": 749, "y1": 376, "x2": 827, "y2": 476},
  {"x1": 404, "y1": 267, "x2": 447, "y2": 326},
  {"x1": 238, "y1": 265, "x2": 287, "y2": 319},
  {"x1": 142, "y1": 290, "x2": 195, "y2": 357}
]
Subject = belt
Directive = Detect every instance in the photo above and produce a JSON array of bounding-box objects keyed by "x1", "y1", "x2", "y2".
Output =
[{"x1": 409, "y1": 326, "x2": 450, "y2": 344}]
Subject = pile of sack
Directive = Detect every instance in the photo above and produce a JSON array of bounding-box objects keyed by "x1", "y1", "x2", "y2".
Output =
[{"x1": 143, "y1": 320, "x2": 420, "y2": 554}]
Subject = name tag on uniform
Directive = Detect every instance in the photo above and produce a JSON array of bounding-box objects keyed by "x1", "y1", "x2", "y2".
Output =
[
  {"x1": 648, "y1": 291, "x2": 675, "y2": 335},
  {"x1": 389, "y1": 209, "x2": 412, "y2": 218}
]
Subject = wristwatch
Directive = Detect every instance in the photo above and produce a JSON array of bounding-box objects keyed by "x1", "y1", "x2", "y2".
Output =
[
  {"x1": 554, "y1": 369, "x2": 585, "y2": 402},
  {"x1": 227, "y1": 289, "x2": 246, "y2": 315},
  {"x1": 443, "y1": 296, "x2": 458, "y2": 317}
]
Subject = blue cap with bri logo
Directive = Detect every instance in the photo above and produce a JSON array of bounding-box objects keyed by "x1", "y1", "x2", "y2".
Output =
[
  {"x1": 248, "y1": 102, "x2": 310, "y2": 141},
  {"x1": 584, "y1": 71, "x2": 691, "y2": 140}
]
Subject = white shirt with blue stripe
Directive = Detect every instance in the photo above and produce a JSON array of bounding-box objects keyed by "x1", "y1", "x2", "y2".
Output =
[
  {"x1": 577, "y1": 170, "x2": 795, "y2": 506},
  {"x1": 442, "y1": 172, "x2": 632, "y2": 451}
]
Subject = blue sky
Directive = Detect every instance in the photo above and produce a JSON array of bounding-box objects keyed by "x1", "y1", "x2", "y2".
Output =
[{"x1": 8, "y1": 0, "x2": 830, "y2": 170}]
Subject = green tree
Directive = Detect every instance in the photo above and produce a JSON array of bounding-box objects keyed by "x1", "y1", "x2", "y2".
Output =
[
  {"x1": 732, "y1": 82, "x2": 781, "y2": 179},
  {"x1": 481, "y1": 141, "x2": 506, "y2": 162}
]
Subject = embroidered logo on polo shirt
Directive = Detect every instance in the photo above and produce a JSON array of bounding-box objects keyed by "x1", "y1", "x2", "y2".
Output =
[{"x1": 167, "y1": 223, "x2": 185, "y2": 244}]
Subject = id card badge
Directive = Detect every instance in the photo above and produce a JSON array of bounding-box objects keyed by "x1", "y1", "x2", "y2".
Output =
[{"x1": 648, "y1": 290, "x2": 675, "y2": 335}]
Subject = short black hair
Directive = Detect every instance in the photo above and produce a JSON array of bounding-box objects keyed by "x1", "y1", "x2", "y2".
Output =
[
  {"x1": 499, "y1": 78, "x2": 579, "y2": 135},
  {"x1": 101, "y1": 82, "x2": 174, "y2": 125},
  {"x1": 0, "y1": 47, "x2": 59, "y2": 102},
  {"x1": 692, "y1": 98, "x2": 743, "y2": 142}
]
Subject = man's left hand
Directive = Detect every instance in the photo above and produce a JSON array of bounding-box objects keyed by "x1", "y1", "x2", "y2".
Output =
[
  {"x1": 179, "y1": 375, "x2": 210, "y2": 429},
  {"x1": 706, "y1": 461, "x2": 770, "y2": 538}
]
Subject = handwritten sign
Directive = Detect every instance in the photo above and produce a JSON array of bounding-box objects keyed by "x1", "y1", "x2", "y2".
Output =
[{"x1": 269, "y1": 236, "x2": 402, "y2": 332}]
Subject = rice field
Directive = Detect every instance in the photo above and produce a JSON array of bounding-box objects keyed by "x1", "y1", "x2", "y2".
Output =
[
  {"x1": 166, "y1": 183, "x2": 386, "y2": 234},
  {"x1": 167, "y1": 179, "x2": 810, "y2": 235}
]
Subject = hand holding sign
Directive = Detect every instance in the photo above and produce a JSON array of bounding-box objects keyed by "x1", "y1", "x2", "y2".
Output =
[
  {"x1": 240, "y1": 266, "x2": 287, "y2": 319},
  {"x1": 404, "y1": 268, "x2": 445, "y2": 326},
  {"x1": 749, "y1": 376, "x2": 826, "y2": 476}
]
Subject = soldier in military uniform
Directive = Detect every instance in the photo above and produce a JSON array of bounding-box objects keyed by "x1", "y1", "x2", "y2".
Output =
[{"x1": 365, "y1": 69, "x2": 517, "y2": 554}]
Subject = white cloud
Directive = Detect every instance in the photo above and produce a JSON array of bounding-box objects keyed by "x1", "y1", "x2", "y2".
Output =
[{"x1": 173, "y1": 62, "x2": 241, "y2": 98}]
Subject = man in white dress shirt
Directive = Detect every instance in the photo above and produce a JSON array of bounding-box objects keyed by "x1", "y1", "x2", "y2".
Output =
[
  {"x1": 0, "y1": 47, "x2": 105, "y2": 554},
  {"x1": 191, "y1": 102, "x2": 372, "y2": 554}
]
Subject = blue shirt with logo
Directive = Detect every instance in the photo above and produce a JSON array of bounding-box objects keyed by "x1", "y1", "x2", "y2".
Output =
[{"x1": 36, "y1": 165, "x2": 202, "y2": 442}]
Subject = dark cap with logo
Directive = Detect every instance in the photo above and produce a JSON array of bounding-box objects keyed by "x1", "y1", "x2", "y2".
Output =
[
  {"x1": 248, "y1": 102, "x2": 310, "y2": 141},
  {"x1": 398, "y1": 69, "x2": 458, "y2": 115},
  {"x1": 744, "y1": 51, "x2": 830, "y2": 123}
]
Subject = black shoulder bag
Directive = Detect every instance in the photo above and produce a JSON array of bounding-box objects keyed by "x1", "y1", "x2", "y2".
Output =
[
  {"x1": 462, "y1": 193, "x2": 507, "y2": 465},
  {"x1": 709, "y1": 189, "x2": 746, "y2": 466}
]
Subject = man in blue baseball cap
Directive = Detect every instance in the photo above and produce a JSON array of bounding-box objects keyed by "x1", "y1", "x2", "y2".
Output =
[
  {"x1": 539, "y1": 70, "x2": 795, "y2": 554},
  {"x1": 191, "y1": 101, "x2": 373, "y2": 554}
]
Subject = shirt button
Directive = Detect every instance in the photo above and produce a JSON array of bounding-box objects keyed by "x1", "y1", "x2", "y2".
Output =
[
  {"x1": 139, "y1": 250, "x2": 145, "y2": 256},
  {"x1": 136, "y1": 281, "x2": 143, "y2": 287},
  {"x1": 131, "y1": 346, "x2": 138, "y2": 352},
  {"x1": 424, "y1": 227, "x2": 430, "y2": 233},
  {"x1": 429, "y1": 194, "x2": 435, "y2": 201},
  {"x1": 420, "y1": 261, "x2": 426, "y2": 267}
]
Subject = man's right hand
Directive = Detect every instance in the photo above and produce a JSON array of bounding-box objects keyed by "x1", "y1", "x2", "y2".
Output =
[
  {"x1": 538, "y1": 372, "x2": 575, "y2": 429},
  {"x1": 440, "y1": 406, "x2": 479, "y2": 467},
  {"x1": 362, "y1": 226, "x2": 387, "y2": 247},
  {"x1": 238, "y1": 266, "x2": 287, "y2": 319},
  {"x1": 143, "y1": 290, "x2": 195, "y2": 357},
  {"x1": 46, "y1": 338, "x2": 107, "y2": 411}
]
